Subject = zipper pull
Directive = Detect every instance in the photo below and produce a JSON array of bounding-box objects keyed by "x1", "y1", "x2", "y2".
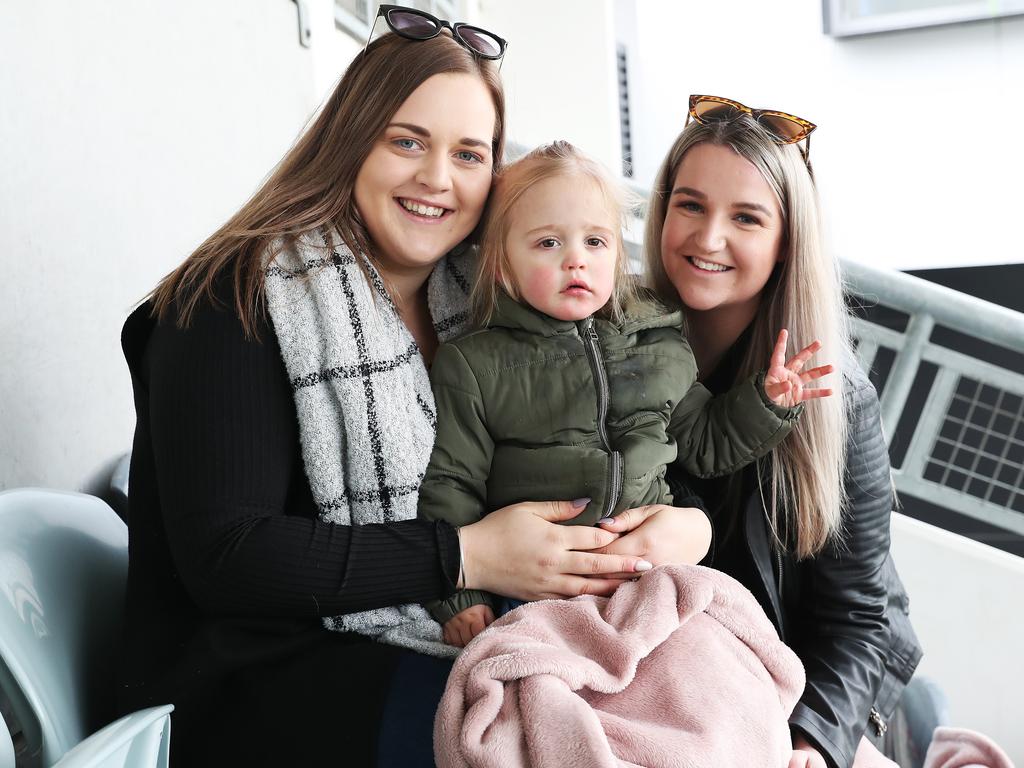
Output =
[
  {"x1": 869, "y1": 706, "x2": 887, "y2": 737},
  {"x1": 578, "y1": 316, "x2": 599, "y2": 341}
]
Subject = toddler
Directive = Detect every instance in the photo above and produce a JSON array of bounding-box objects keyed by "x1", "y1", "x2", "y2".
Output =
[{"x1": 418, "y1": 142, "x2": 831, "y2": 647}]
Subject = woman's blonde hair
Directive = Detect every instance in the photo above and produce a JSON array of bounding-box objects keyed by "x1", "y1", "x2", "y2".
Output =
[
  {"x1": 150, "y1": 32, "x2": 505, "y2": 337},
  {"x1": 645, "y1": 116, "x2": 851, "y2": 559},
  {"x1": 472, "y1": 140, "x2": 640, "y2": 325}
]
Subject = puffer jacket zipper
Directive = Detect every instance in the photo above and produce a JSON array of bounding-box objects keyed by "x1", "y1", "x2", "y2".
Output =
[{"x1": 580, "y1": 317, "x2": 623, "y2": 517}]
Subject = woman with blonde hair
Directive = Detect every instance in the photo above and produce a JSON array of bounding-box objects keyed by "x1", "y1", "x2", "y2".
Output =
[
  {"x1": 118, "y1": 12, "x2": 659, "y2": 765},
  {"x1": 631, "y1": 96, "x2": 922, "y2": 768}
]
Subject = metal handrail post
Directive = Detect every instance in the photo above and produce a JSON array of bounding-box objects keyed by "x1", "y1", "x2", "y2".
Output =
[{"x1": 878, "y1": 314, "x2": 935, "y2": 441}]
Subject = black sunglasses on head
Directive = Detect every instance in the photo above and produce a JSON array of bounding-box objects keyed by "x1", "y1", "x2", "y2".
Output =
[{"x1": 365, "y1": 4, "x2": 507, "y2": 61}]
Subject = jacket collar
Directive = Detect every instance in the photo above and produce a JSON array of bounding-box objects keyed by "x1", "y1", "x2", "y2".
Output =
[
  {"x1": 487, "y1": 290, "x2": 578, "y2": 337},
  {"x1": 487, "y1": 289, "x2": 683, "y2": 338}
]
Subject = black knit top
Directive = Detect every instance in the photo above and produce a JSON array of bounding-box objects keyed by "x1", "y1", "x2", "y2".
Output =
[{"x1": 116, "y1": 290, "x2": 461, "y2": 718}]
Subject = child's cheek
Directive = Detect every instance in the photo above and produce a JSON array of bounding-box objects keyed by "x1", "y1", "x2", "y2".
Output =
[
  {"x1": 525, "y1": 266, "x2": 558, "y2": 298},
  {"x1": 594, "y1": 265, "x2": 616, "y2": 302}
]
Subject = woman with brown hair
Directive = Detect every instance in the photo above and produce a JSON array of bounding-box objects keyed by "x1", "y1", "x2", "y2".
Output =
[{"x1": 118, "y1": 14, "x2": 657, "y2": 766}]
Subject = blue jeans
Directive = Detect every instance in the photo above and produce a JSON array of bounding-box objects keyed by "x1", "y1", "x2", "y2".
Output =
[{"x1": 377, "y1": 651, "x2": 454, "y2": 767}]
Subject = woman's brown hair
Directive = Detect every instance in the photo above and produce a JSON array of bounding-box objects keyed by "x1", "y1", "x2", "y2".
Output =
[{"x1": 150, "y1": 31, "x2": 506, "y2": 337}]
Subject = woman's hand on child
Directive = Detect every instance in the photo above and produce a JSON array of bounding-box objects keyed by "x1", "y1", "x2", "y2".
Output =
[
  {"x1": 459, "y1": 500, "x2": 653, "y2": 601},
  {"x1": 763, "y1": 329, "x2": 834, "y2": 408},
  {"x1": 591, "y1": 504, "x2": 712, "y2": 578},
  {"x1": 443, "y1": 604, "x2": 495, "y2": 648}
]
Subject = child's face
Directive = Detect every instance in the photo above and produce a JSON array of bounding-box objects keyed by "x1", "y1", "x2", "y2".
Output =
[{"x1": 504, "y1": 174, "x2": 618, "y2": 321}]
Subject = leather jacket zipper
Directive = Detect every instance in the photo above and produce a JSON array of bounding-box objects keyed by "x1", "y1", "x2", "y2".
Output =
[
  {"x1": 869, "y1": 707, "x2": 888, "y2": 737},
  {"x1": 580, "y1": 317, "x2": 623, "y2": 517}
]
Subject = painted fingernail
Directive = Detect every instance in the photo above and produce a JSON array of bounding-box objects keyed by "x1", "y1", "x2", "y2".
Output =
[
  {"x1": 596, "y1": 517, "x2": 614, "y2": 525},
  {"x1": 635, "y1": 560, "x2": 653, "y2": 572},
  {"x1": 572, "y1": 497, "x2": 591, "y2": 509}
]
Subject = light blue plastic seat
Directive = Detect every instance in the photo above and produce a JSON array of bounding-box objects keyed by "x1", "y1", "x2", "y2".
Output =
[
  {"x1": 0, "y1": 489, "x2": 171, "y2": 767},
  {"x1": 50, "y1": 706, "x2": 172, "y2": 768}
]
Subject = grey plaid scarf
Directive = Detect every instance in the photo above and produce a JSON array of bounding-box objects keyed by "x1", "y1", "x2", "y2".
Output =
[{"x1": 264, "y1": 228, "x2": 472, "y2": 658}]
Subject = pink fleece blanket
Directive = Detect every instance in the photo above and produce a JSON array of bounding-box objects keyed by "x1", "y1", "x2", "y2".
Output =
[
  {"x1": 434, "y1": 564, "x2": 806, "y2": 768},
  {"x1": 923, "y1": 727, "x2": 1016, "y2": 768}
]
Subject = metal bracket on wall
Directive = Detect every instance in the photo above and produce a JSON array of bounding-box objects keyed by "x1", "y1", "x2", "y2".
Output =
[{"x1": 293, "y1": 0, "x2": 312, "y2": 48}]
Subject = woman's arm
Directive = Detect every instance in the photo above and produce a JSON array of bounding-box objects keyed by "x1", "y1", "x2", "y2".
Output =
[
  {"x1": 144, "y1": 297, "x2": 461, "y2": 617},
  {"x1": 787, "y1": 376, "x2": 892, "y2": 768},
  {"x1": 668, "y1": 373, "x2": 801, "y2": 479},
  {"x1": 142, "y1": 299, "x2": 649, "y2": 617}
]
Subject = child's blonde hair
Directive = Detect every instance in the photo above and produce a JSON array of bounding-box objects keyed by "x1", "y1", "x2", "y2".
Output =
[{"x1": 472, "y1": 140, "x2": 639, "y2": 325}]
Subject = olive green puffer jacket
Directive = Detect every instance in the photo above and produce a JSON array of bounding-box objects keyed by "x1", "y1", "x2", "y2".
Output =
[{"x1": 419, "y1": 291, "x2": 800, "y2": 622}]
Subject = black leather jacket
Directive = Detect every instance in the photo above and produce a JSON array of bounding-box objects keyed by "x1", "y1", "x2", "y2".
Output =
[{"x1": 671, "y1": 357, "x2": 922, "y2": 768}]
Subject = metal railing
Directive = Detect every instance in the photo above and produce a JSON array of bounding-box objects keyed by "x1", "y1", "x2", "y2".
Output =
[{"x1": 843, "y1": 260, "x2": 1024, "y2": 536}]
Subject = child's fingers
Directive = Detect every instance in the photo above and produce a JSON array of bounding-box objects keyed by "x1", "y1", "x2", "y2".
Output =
[
  {"x1": 800, "y1": 364, "x2": 833, "y2": 382},
  {"x1": 801, "y1": 387, "x2": 834, "y2": 399},
  {"x1": 764, "y1": 379, "x2": 793, "y2": 401},
  {"x1": 785, "y1": 340, "x2": 823, "y2": 373},
  {"x1": 444, "y1": 622, "x2": 463, "y2": 647},
  {"x1": 482, "y1": 606, "x2": 496, "y2": 626}
]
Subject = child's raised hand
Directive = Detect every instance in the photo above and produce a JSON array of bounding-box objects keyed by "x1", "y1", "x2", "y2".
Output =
[
  {"x1": 443, "y1": 604, "x2": 496, "y2": 648},
  {"x1": 763, "y1": 329, "x2": 834, "y2": 408}
]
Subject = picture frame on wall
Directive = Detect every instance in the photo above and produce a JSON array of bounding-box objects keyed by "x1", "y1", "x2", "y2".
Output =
[{"x1": 822, "y1": 0, "x2": 1024, "y2": 37}]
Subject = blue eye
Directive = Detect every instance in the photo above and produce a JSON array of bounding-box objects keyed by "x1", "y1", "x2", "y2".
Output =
[
  {"x1": 736, "y1": 213, "x2": 761, "y2": 226},
  {"x1": 679, "y1": 201, "x2": 702, "y2": 213},
  {"x1": 456, "y1": 150, "x2": 483, "y2": 163},
  {"x1": 394, "y1": 138, "x2": 420, "y2": 151}
]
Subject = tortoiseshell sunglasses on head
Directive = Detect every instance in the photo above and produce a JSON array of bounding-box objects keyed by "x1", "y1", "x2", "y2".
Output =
[{"x1": 686, "y1": 94, "x2": 817, "y2": 166}]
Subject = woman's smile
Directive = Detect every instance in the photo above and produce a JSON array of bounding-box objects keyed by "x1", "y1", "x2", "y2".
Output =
[
  {"x1": 396, "y1": 196, "x2": 453, "y2": 221},
  {"x1": 687, "y1": 256, "x2": 732, "y2": 273},
  {"x1": 660, "y1": 143, "x2": 784, "y2": 326}
]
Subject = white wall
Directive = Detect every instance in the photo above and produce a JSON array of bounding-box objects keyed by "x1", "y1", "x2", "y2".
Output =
[
  {"x1": 891, "y1": 514, "x2": 1024, "y2": 763},
  {"x1": 479, "y1": 0, "x2": 623, "y2": 172},
  {"x1": 626, "y1": 2, "x2": 1024, "y2": 271},
  {"x1": 0, "y1": 1, "x2": 325, "y2": 491}
]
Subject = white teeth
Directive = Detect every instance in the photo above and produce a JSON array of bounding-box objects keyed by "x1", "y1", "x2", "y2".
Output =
[
  {"x1": 399, "y1": 199, "x2": 445, "y2": 218},
  {"x1": 691, "y1": 256, "x2": 730, "y2": 272}
]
